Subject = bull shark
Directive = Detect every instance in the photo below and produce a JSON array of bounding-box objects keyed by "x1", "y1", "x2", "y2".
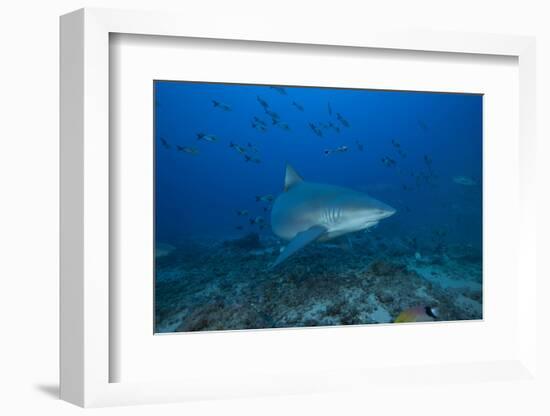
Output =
[{"x1": 270, "y1": 164, "x2": 396, "y2": 267}]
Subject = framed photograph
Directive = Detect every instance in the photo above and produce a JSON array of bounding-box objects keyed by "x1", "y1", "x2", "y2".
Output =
[
  {"x1": 60, "y1": 8, "x2": 538, "y2": 407},
  {"x1": 153, "y1": 80, "x2": 483, "y2": 334}
]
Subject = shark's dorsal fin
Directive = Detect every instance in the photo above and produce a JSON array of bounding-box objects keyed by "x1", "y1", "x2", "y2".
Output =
[{"x1": 284, "y1": 164, "x2": 303, "y2": 191}]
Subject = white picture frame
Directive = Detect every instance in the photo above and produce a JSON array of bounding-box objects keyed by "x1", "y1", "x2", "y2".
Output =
[{"x1": 60, "y1": 7, "x2": 538, "y2": 408}]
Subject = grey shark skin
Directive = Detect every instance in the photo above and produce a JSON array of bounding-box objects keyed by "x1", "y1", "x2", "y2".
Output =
[{"x1": 270, "y1": 164, "x2": 396, "y2": 267}]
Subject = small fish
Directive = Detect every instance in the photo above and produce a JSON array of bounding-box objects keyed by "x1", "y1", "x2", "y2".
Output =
[
  {"x1": 236, "y1": 210, "x2": 249, "y2": 216},
  {"x1": 244, "y1": 155, "x2": 262, "y2": 164},
  {"x1": 196, "y1": 132, "x2": 218, "y2": 143},
  {"x1": 253, "y1": 116, "x2": 268, "y2": 127},
  {"x1": 256, "y1": 194, "x2": 274, "y2": 203},
  {"x1": 235, "y1": 225, "x2": 244, "y2": 230},
  {"x1": 274, "y1": 120, "x2": 291, "y2": 131},
  {"x1": 269, "y1": 86, "x2": 287, "y2": 95},
  {"x1": 257, "y1": 95, "x2": 269, "y2": 109},
  {"x1": 327, "y1": 102, "x2": 332, "y2": 116},
  {"x1": 212, "y1": 100, "x2": 232, "y2": 111},
  {"x1": 453, "y1": 175, "x2": 477, "y2": 186},
  {"x1": 249, "y1": 216, "x2": 266, "y2": 225},
  {"x1": 229, "y1": 142, "x2": 247, "y2": 154},
  {"x1": 319, "y1": 122, "x2": 329, "y2": 130},
  {"x1": 247, "y1": 142, "x2": 259, "y2": 153},
  {"x1": 292, "y1": 101, "x2": 304, "y2": 111},
  {"x1": 176, "y1": 145, "x2": 199, "y2": 155},
  {"x1": 424, "y1": 155, "x2": 432, "y2": 166},
  {"x1": 308, "y1": 122, "x2": 323, "y2": 137},
  {"x1": 265, "y1": 109, "x2": 281, "y2": 122},
  {"x1": 381, "y1": 156, "x2": 396, "y2": 167},
  {"x1": 391, "y1": 139, "x2": 401, "y2": 148},
  {"x1": 397, "y1": 148, "x2": 407, "y2": 158},
  {"x1": 418, "y1": 119, "x2": 428, "y2": 132},
  {"x1": 394, "y1": 306, "x2": 439, "y2": 323},
  {"x1": 328, "y1": 122, "x2": 340, "y2": 133},
  {"x1": 251, "y1": 121, "x2": 268, "y2": 132},
  {"x1": 263, "y1": 206, "x2": 271, "y2": 212},
  {"x1": 336, "y1": 112, "x2": 350, "y2": 127},
  {"x1": 324, "y1": 145, "x2": 349, "y2": 155},
  {"x1": 160, "y1": 137, "x2": 171, "y2": 149},
  {"x1": 355, "y1": 140, "x2": 364, "y2": 152}
]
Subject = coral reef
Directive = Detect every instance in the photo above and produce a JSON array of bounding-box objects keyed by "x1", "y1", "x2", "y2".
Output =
[
  {"x1": 155, "y1": 233, "x2": 483, "y2": 333},
  {"x1": 223, "y1": 232, "x2": 262, "y2": 250}
]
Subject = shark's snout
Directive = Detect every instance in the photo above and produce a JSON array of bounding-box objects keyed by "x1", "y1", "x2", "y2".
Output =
[
  {"x1": 380, "y1": 206, "x2": 396, "y2": 219},
  {"x1": 369, "y1": 201, "x2": 396, "y2": 221}
]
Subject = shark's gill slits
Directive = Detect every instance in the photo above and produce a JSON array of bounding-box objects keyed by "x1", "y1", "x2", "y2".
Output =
[
  {"x1": 323, "y1": 207, "x2": 342, "y2": 225},
  {"x1": 321, "y1": 209, "x2": 330, "y2": 226}
]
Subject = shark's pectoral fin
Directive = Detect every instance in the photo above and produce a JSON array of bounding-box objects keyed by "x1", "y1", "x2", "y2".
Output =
[{"x1": 271, "y1": 225, "x2": 327, "y2": 268}]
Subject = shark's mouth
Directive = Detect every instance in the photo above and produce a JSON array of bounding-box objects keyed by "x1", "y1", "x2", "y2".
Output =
[{"x1": 363, "y1": 221, "x2": 379, "y2": 229}]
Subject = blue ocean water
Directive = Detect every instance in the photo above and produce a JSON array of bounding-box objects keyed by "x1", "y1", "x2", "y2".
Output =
[{"x1": 154, "y1": 81, "x2": 482, "y2": 332}]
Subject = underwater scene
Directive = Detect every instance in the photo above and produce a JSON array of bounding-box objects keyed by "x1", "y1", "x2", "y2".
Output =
[{"x1": 154, "y1": 81, "x2": 482, "y2": 333}]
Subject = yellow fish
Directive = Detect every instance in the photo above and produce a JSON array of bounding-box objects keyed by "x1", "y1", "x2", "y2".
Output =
[{"x1": 394, "y1": 306, "x2": 439, "y2": 323}]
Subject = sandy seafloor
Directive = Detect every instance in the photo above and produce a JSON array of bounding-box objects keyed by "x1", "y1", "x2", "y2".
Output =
[{"x1": 155, "y1": 232, "x2": 482, "y2": 333}]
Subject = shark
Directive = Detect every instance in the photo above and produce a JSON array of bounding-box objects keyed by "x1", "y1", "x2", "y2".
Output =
[{"x1": 270, "y1": 164, "x2": 396, "y2": 267}]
